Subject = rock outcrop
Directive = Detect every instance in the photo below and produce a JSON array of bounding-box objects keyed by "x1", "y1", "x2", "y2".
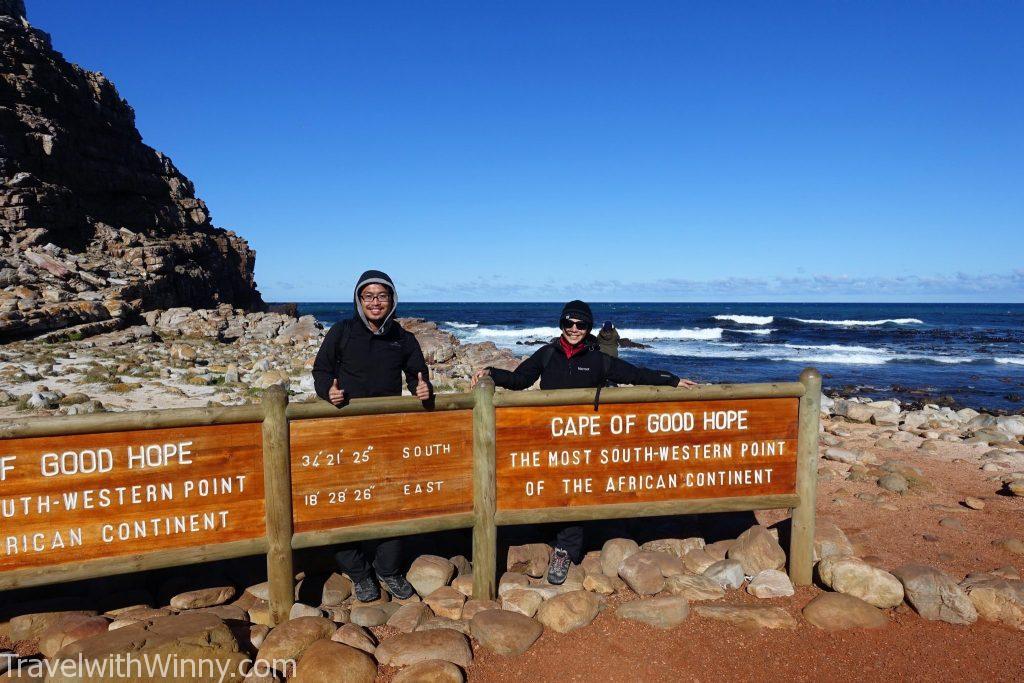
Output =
[{"x1": 0, "y1": 2, "x2": 263, "y2": 343}]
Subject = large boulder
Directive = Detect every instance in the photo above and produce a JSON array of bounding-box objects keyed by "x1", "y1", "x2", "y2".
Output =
[
  {"x1": 727, "y1": 526, "x2": 787, "y2": 575},
  {"x1": 615, "y1": 596, "x2": 690, "y2": 629},
  {"x1": 49, "y1": 613, "x2": 249, "y2": 683},
  {"x1": 817, "y1": 557, "x2": 904, "y2": 608},
  {"x1": 470, "y1": 610, "x2": 543, "y2": 655},
  {"x1": 292, "y1": 638, "x2": 377, "y2": 683},
  {"x1": 535, "y1": 590, "x2": 602, "y2": 633},
  {"x1": 959, "y1": 573, "x2": 1024, "y2": 630},
  {"x1": 802, "y1": 593, "x2": 888, "y2": 630},
  {"x1": 255, "y1": 616, "x2": 336, "y2": 672},
  {"x1": 374, "y1": 630, "x2": 473, "y2": 667},
  {"x1": 892, "y1": 564, "x2": 977, "y2": 625}
]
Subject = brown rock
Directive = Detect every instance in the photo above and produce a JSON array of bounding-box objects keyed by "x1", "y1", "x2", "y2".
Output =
[
  {"x1": 506, "y1": 544, "x2": 552, "y2": 578},
  {"x1": 535, "y1": 590, "x2": 602, "y2": 633},
  {"x1": 388, "y1": 603, "x2": 433, "y2": 633},
  {"x1": 424, "y1": 586, "x2": 466, "y2": 620},
  {"x1": 331, "y1": 623, "x2": 377, "y2": 654},
  {"x1": 393, "y1": 659, "x2": 465, "y2": 683},
  {"x1": 374, "y1": 629, "x2": 473, "y2": 667},
  {"x1": 817, "y1": 557, "x2": 904, "y2": 608},
  {"x1": 959, "y1": 573, "x2": 1024, "y2": 630},
  {"x1": 408, "y1": 556, "x2": 457, "y2": 597},
  {"x1": 600, "y1": 538, "x2": 640, "y2": 577},
  {"x1": 802, "y1": 592, "x2": 888, "y2": 630},
  {"x1": 501, "y1": 589, "x2": 544, "y2": 618},
  {"x1": 461, "y1": 599, "x2": 500, "y2": 620},
  {"x1": 727, "y1": 525, "x2": 786, "y2": 575},
  {"x1": 694, "y1": 604, "x2": 797, "y2": 630},
  {"x1": 892, "y1": 564, "x2": 977, "y2": 625},
  {"x1": 9, "y1": 610, "x2": 96, "y2": 641},
  {"x1": 664, "y1": 574, "x2": 726, "y2": 602},
  {"x1": 50, "y1": 613, "x2": 248, "y2": 683},
  {"x1": 617, "y1": 552, "x2": 666, "y2": 595},
  {"x1": 38, "y1": 615, "x2": 110, "y2": 658},
  {"x1": 290, "y1": 639, "x2": 376, "y2": 683},
  {"x1": 682, "y1": 548, "x2": 718, "y2": 574},
  {"x1": 470, "y1": 609, "x2": 543, "y2": 655},
  {"x1": 256, "y1": 616, "x2": 336, "y2": 671},
  {"x1": 615, "y1": 596, "x2": 690, "y2": 629},
  {"x1": 322, "y1": 573, "x2": 353, "y2": 606}
]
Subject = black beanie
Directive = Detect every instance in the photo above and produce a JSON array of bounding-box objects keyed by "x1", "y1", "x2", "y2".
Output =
[{"x1": 560, "y1": 300, "x2": 593, "y2": 328}]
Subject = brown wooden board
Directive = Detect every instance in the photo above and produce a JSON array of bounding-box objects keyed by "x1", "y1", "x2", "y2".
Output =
[
  {"x1": 0, "y1": 423, "x2": 265, "y2": 572},
  {"x1": 290, "y1": 410, "x2": 474, "y2": 533},
  {"x1": 495, "y1": 398, "x2": 798, "y2": 511}
]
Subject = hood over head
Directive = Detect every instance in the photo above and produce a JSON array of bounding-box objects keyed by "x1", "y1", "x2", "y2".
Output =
[{"x1": 353, "y1": 269, "x2": 397, "y2": 335}]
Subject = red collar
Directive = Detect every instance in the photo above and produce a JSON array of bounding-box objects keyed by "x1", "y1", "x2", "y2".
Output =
[{"x1": 559, "y1": 337, "x2": 587, "y2": 359}]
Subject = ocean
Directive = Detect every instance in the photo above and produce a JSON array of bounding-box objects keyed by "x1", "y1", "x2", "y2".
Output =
[{"x1": 296, "y1": 302, "x2": 1024, "y2": 412}]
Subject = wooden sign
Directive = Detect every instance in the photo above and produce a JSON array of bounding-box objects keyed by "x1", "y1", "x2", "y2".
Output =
[
  {"x1": 0, "y1": 423, "x2": 265, "y2": 572},
  {"x1": 290, "y1": 410, "x2": 474, "y2": 533},
  {"x1": 495, "y1": 398, "x2": 799, "y2": 510}
]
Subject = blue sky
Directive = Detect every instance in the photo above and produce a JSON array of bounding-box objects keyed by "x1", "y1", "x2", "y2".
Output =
[{"x1": 31, "y1": 1, "x2": 1024, "y2": 302}]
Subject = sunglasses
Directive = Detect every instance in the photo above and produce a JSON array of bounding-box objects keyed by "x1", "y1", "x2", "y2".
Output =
[{"x1": 560, "y1": 318, "x2": 590, "y2": 331}]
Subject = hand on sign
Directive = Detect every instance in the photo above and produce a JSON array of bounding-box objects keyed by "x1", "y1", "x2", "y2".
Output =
[
  {"x1": 415, "y1": 372, "x2": 431, "y2": 400},
  {"x1": 329, "y1": 379, "x2": 346, "y2": 405},
  {"x1": 471, "y1": 368, "x2": 490, "y2": 388},
  {"x1": 677, "y1": 378, "x2": 697, "y2": 388}
]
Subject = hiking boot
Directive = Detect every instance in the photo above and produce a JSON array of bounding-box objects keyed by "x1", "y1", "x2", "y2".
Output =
[
  {"x1": 378, "y1": 573, "x2": 415, "y2": 600},
  {"x1": 547, "y1": 548, "x2": 572, "y2": 585},
  {"x1": 353, "y1": 575, "x2": 381, "y2": 602}
]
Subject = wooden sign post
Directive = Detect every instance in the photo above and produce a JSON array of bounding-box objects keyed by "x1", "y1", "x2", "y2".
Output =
[{"x1": 0, "y1": 371, "x2": 820, "y2": 619}]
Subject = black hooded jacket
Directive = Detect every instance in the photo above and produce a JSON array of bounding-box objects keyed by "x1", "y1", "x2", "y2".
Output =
[
  {"x1": 488, "y1": 336, "x2": 679, "y2": 391},
  {"x1": 312, "y1": 270, "x2": 431, "y2": 401}
]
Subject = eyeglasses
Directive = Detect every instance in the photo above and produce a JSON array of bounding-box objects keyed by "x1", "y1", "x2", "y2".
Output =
[
  {"x1": 560, "y1": 318, "x2": 590, "y2": 331},
  {"x1": 360, "y1": 293, "x2": 391, "y2": 303}
]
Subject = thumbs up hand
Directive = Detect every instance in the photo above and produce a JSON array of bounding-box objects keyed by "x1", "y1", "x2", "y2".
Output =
[
  {"x1": 415, "y1": 371, "x2": 431, "y2": 400},
  {"x1": 328, "y1": 378, "x2": 346, "y2": 405}
]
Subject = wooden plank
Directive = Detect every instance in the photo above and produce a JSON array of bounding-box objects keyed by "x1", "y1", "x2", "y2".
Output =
[
  {"x1": 495, "y1": 398, "x2": 799, "y2": 511},
  {"x1": 0, "y1": 405, "x2": 264, "y2": 439},
  {"x1": 789, "y1": 368, "x2": 822, "y2": 585},
  {"x1": 287, "y1": 393, "x2": 475, "y2": 420},
  {"x1": 492, "y1": 382, "x2": 805, "y2": 408},
  {"x1": 293, "y1": 512, "x2": 475, "y2": 550},
  {"x1": 0, "y1": 537, "x2": 267, "y2": 591},
  {"x1": 262, "y1": 385, "x2": 294, "y2": 625},
  {"x1": 289, "y1": 410, "x2": 474, "y2": 533},
  {"x1": 495, "y1": 494, "x2": 801, "y2": 526},
  {"x1": 0, "y1": 422, "x2": 265, "y2": 575},
  {"x1": 471, "y1": 377, "x2": 497, "y2": 600}
]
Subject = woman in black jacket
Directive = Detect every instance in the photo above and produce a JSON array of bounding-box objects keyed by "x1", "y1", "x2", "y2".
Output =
[{"x1": 471, "y1": 299, "x2": 695, "y2": 584}]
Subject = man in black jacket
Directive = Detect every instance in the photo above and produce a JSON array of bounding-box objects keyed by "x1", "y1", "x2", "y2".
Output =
[
  {"x1": 312, "y1": 269, "x2": 431, "y2": 602},
  {"x1": 472, "y1": 299, "x2": 695, "y2": 584}
]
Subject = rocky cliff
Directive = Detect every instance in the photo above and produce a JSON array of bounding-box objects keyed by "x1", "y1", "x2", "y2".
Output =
[{"x1": 0, "y1": 1, "x2": 264, "y2": 342}]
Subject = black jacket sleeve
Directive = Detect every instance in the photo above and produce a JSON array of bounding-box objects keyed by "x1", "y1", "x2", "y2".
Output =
[
  {"x1": 488, "y1": 348, "x2": 545, "y2": 390},
  {"x1": 605, "y1": 355, "x2": 679, "y2": 387},
  {"x1": 402, "y1": 332, "x2": 432, "y2": 397},
  {"x1": 312, "y1": 321, "x2": 345, "y2": 401}
]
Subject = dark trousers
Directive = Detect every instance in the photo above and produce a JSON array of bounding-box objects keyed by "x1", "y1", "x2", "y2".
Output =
[
  {"x1": 334, "y1": 538, "x2": 403, "y2": 582},
  {"x1": 553, "y1": 524, "x2": 584, "y2": 563}
]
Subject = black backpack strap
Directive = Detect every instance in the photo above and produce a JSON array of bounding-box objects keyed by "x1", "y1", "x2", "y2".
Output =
[
  {"x1": 593, "y1": 352, "x2": 614, "y2": 412},
  {"x1": 335, "y1": 319, "x2": 353, "y2": 366},
  {"x1": 539, "y1": 343, "x2": 556, "y2": 370}
]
